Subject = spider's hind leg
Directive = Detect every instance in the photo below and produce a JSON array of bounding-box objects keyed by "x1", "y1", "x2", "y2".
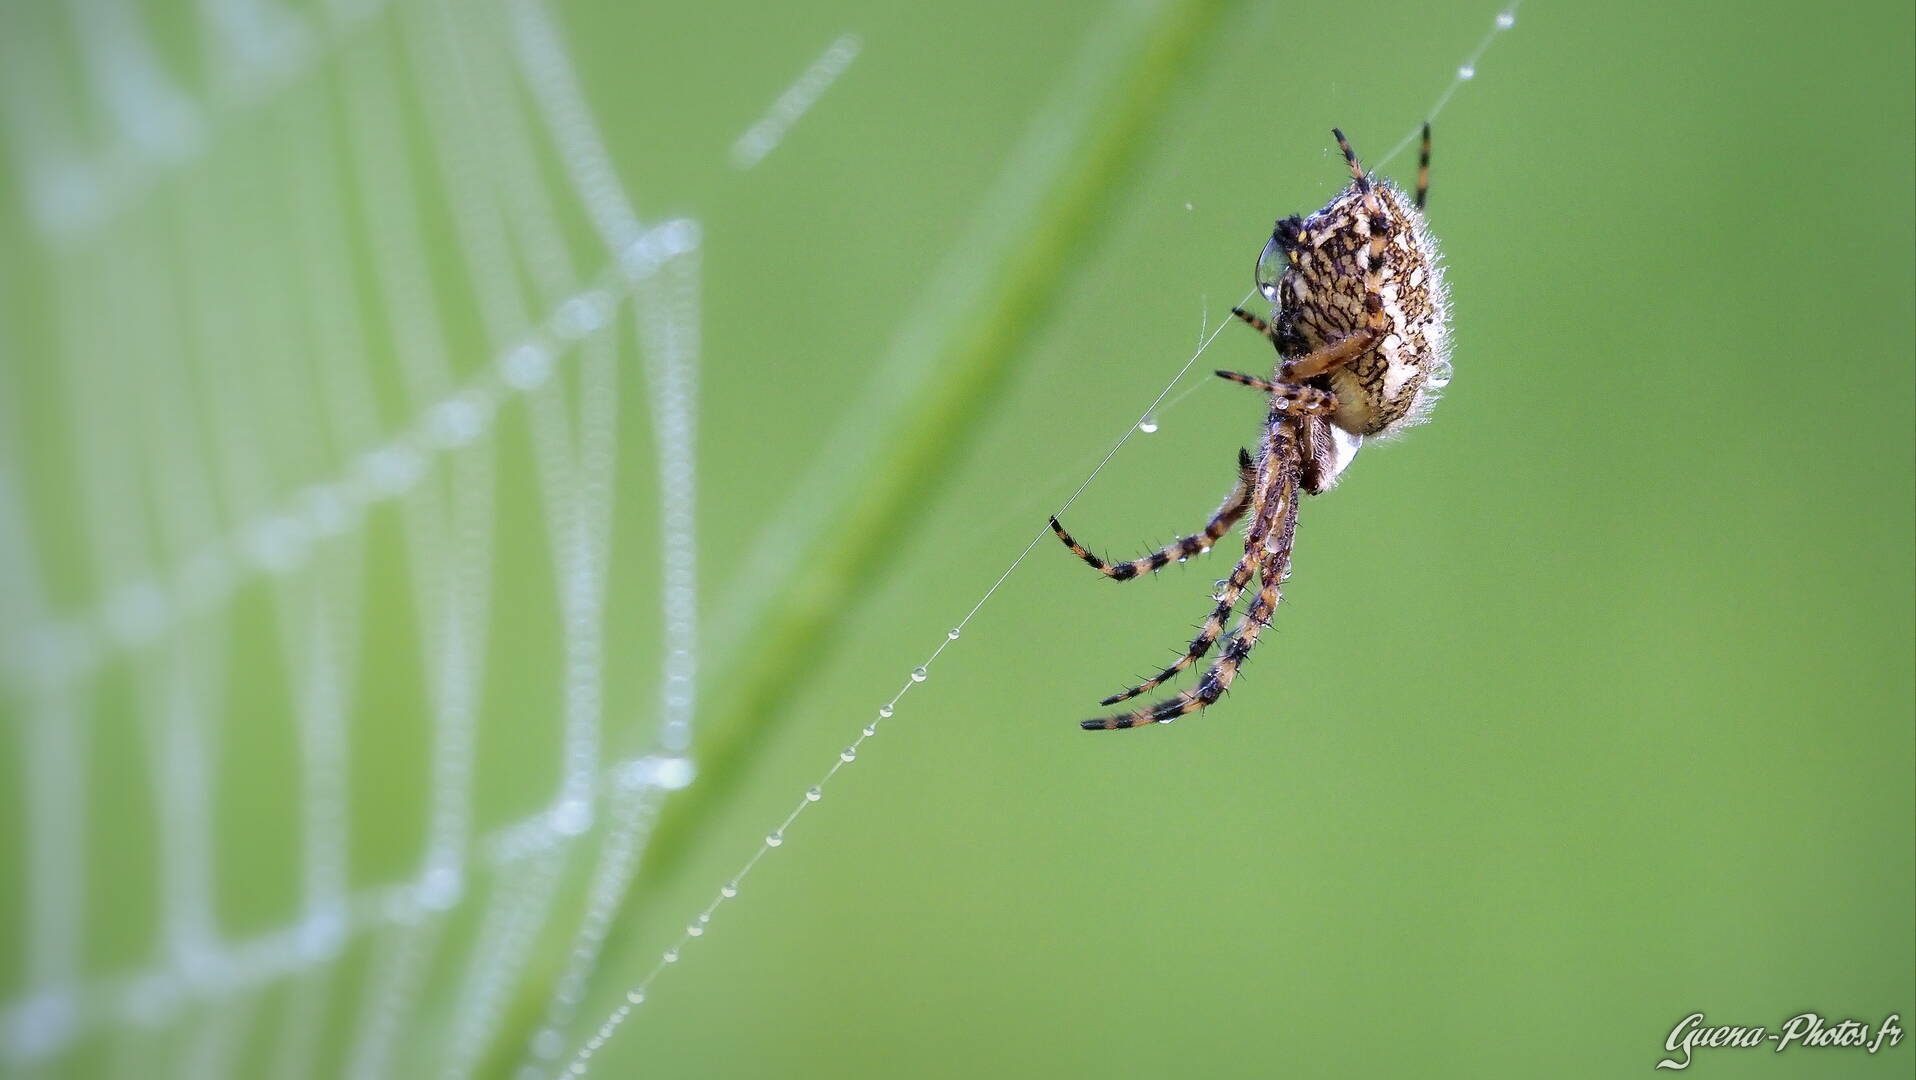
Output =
[
  {"x1": 1048, "y1": 448, "x2": 1255, "y2": 582},
  {"x1": 1098, "y1": 554, "x2": 1254, "y2": 705},
  {"x1": 1083, "y1": 565, "x2": 1285, "y2": 729},
  {"x1": 1082, "y1": 417, "x2": 1303, "y2": 730}
]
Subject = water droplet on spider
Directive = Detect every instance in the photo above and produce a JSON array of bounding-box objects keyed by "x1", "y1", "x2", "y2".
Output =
[
  {"x1": 662, "y1": 947, "x2": 679, "y2": 964},
  {"x1": 1495, "y1": 9, "x2": 1516, "y2": 28},
  {"x1": 1176, "y1": 555, "x2": 1189, "y2": 563},
  {"x1": 947, "y1": 627, "x2": 961, "y2": 640},
  {"x1": 1458, "y1": 64, "x2": 1476, "y2": 79},
  {"x1": 1428, "y1": 359, "x2": 1454, "y2": 389},
  {"x1": 839, "y1": 746, "x2": 857, "y2": 763},
  {"x1": 1254, "y1": 234, "x2": 1286, "y2": 302},
  {"x1": 878, "y1": 704, "x2": 894, "y2": 718},
  {"x1": 765, "y1": 831, "x2": 784, "y2": 848},
  {"x1": 862, "y1": 723, "x2": 878, "y2": 737},
  {"x1": 806, "y1": 786, "x2": 823, "y2": 801},
  {"x1": 910, "y1": 666, "x2": 928, "y2": 682},
  {"x1": 1137, "y1": 416, "x2": 1159, "y2": 434},
  {"x1": 720, "y1": 882, "x2": 739, "y2": 899}
]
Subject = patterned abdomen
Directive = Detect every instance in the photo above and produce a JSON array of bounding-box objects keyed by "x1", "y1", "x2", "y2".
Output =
[{"x1": 1275, "y1": 182, "x2": 1451, "y2": 437}]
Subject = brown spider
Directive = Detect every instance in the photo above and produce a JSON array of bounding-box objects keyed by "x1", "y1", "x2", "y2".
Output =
[{"x1": 1051, "y1": 126, "x2": 1451, "y2": 730}]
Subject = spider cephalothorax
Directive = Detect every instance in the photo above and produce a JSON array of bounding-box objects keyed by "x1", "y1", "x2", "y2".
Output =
[{"x1": 1051, "y1": 127, "x2": 1451, "y2": 730}]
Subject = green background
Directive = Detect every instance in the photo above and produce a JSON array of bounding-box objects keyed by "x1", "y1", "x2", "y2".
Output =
[{"x1": 0, "y1": 0, "x2": 1911, "y2": 1077}]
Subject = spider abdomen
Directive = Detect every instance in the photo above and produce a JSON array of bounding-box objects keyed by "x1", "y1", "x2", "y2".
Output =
[{"x1": 1277, "y1": 182, "x2": 1451, "y2": 437}]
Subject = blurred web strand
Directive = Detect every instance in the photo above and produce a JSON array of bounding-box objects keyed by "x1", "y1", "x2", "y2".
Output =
[
  {"x1": 10, "y1": 0, "x2": 387, "y2": 247},
  {"x1": 0, "y1": 0, "x2": 703, "y2": 1072},
  {"x1": 729, "y1": 32, "x2": 863, "y2": 170},
  {"x1": 565, "y1": 1, "x2": 1527, "y2": 1072}
]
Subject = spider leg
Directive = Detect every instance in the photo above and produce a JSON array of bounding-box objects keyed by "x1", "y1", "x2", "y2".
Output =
[
  {"x1": 1212, "y1": 372, "x2": 1338, "y2": 414},
  {"x1": 1048, "y1": 448, "x2": 1255, "y2": 582},
  {"x1": 1099, "y1": 548, "x2": 1256, "y2": 705},
  {"x1": 1279, "y1": 327, "x2": 1376, "y2": 382},
  {"x1": 1231, "y1": 305, "x2": 1373, "y2": 382},
  {"x1": 1083, "y1": 418, "x2": 1303, "y2": 730},
  {"x1": 1332, "y1": 127, "x2": 1371, "y2": 193},
  {"x1": 1084, "y1": 555, "x2": 1288, "y2": 729},
  {"x1": 1230, "y1": 306, "x2": 1273, "y2": 338},
  {"x1": 1414, "y1": 121, "x2": 1432, "y2": 210}
]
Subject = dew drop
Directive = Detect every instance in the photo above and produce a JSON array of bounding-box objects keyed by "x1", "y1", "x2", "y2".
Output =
[
  {"x1": 839, "y1": 746, "x2": 857, "y2": 763},
  {"x1": 878, "y1": 704, "x2": 894, "y2": 718},
  {"x1": 1458, "y1": 64, "x2": 1476, "y2": 80},
  {"x1": 662, "y1": 948, "x2": 679, "y2": 964},
  {"x1": 910, "y1": 666, "x2": 928, "y2": 682},
  {"x1": 765, "y1": 831, "x2": 783, "y2": 847},
  {"x1": 686, "y1": 923, "x2": 704, "y2": 937},
  {"x1": 720, "y1": 883, "x2": 738, "y2": 899},
  {"x1": 863, "y1": 724, "x2": 878, "y2": 737},
  {"x1": 1495, "y1": 10, "x2": 1515, "y2": 28},
  {"x1": 1428, "y1": 360, "x2": 1454, "y2": 390},
  {"x1": 501, "y1": 342, "x2": 555, "y2": 389},
  {"x1": 806, "y1": 786, "x2": 823, "y2": 801},
  {"x1": 947, "y1": 627, "x2": 962, "y2": 640},
  {"x1": 626, "y1": 990, "x2": 646, "y2": 1005},
  {"x1": 1137, "y1": 416, "x2": 1159, "y2": 434},
  {"x1": 1176, "y1": 555, "x2": 1189, "y2": 563}
]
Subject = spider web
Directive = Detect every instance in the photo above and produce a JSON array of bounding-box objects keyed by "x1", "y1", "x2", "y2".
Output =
[{"x1": 0, "y1": 0, "x2": 699, "y2": 1074}]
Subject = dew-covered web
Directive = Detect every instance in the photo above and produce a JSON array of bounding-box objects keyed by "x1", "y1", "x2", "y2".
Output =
[
  {"x1": 0, "y1": 0, "x2": 698, "y2": 1074},
  {"x1": 0, "y1": 1, "x2": 1521, "y2": 1076}
]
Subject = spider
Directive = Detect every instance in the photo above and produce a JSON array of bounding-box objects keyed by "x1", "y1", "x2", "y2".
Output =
[{"x1": 1051, "y1": 126, "x2": 1451, "y2": 730}]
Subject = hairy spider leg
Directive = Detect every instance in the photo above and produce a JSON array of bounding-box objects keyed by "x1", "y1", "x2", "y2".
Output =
[
  {"x1": 1228, "y1": 308, "x2": 1377, "y2": 383},
  {"x1": 1099, "y1": 545, "x2": 1256, "y2": 705},
  {"x1": 1415, "y1": 122, "x2": 1432, "y2": 210},
  {"x1": 1097, "y1": 436, "x2": 1284, "y2": 705},
  {"x1": 1230, "y1": 306, "x2": 1273, "y2": 337},
  {"x1": 1212, "y1": 371, "x2": 1338, "y2": 414},
  {"x1": 1048, "y1": 448, "x2": 1255, "y2": 582},
  {"x1": 1281, "y1": 326, "x2": 1377, "y2": 382},
  {"x1": 1333, "y1": 126, "x2": 1371, "y2": 192},
  {"x1": 1084, "y1": 416, "x2": 1302, "y2": 730}
]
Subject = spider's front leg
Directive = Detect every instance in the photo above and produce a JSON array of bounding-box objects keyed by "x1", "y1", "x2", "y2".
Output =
[
  {"x1": 1210, "y1": 370, "x2": 1337, "y2": 415},
  {"x1": 1230, "y1": 306, "x2": 1377, "y2": 382}
]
